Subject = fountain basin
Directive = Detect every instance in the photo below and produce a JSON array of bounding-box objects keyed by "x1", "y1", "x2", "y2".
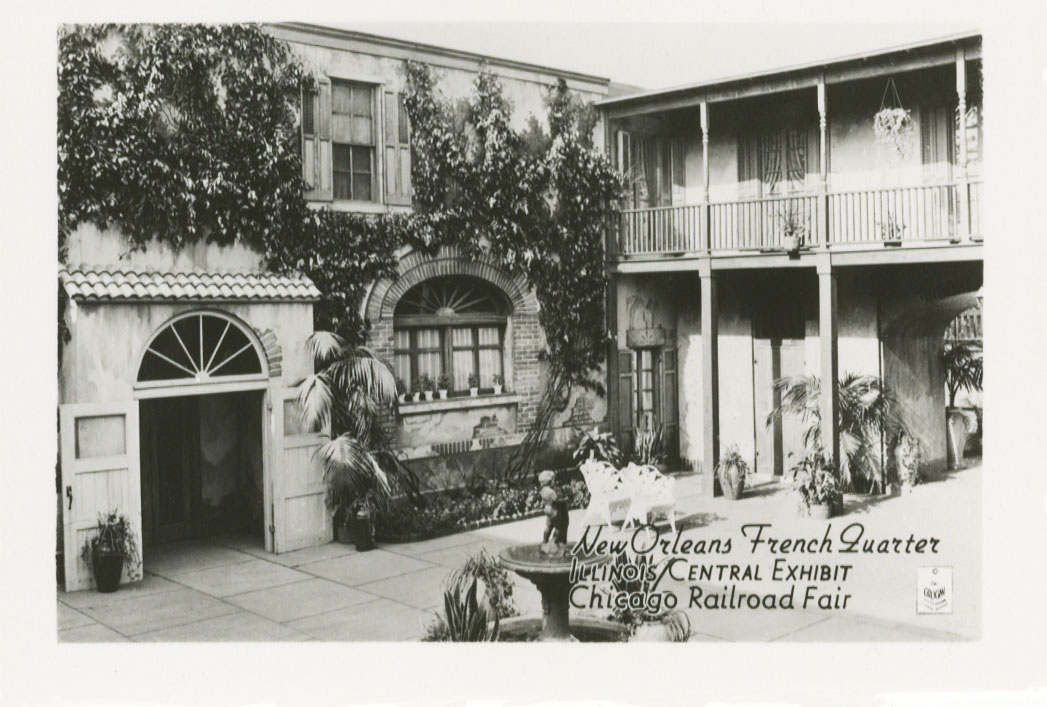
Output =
[{"x1": 499, "y1": 543, "x2": 618, "y2": 642}]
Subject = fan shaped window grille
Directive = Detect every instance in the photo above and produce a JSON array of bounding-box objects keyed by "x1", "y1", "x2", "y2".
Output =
[{"x1": 137, "y1": 312, "x2": 265, "y2": 384}]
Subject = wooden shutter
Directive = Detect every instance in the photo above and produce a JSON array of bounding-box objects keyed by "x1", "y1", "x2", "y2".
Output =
[
  {"x1": 301, "y1": 81, "x2": 320, "y2": 200},
  {"x1": 617, "y1": 350, "x2": 635, "y2": 453},
  {"x1": 314, "y1": 77, "x2": 334, "y2": 201},
  {"x1": 384, "y1": 90, "x2": 412, "y2": 205},
  {"x1": 660, "y1": 347, "x2": 678, "y2": 465}
]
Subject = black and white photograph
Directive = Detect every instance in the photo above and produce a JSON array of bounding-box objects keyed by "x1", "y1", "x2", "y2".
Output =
[{"x1": 3, "y1": 1, "x2": 1047, "y2": 704}]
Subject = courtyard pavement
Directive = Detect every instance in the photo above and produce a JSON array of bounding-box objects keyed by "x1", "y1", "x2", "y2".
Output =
[{"x1": 57, "y1": 462, "x2": 981, "y2": 642}]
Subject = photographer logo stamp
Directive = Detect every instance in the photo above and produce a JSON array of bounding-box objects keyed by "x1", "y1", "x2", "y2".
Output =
[{"x1": 917, "y1": 567, "x2": 953, "y2": 614}]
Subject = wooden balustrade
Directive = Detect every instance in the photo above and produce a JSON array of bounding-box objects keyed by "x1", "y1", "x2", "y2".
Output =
[
  {"x1": 708, "y1": 194, "x2": 820, "y2": 250},
  {"x1": 827, "y1": 183, "x2": 959, "y2": 245},
  {"x1": 616, "y1": 182, "x2": 980, "y2": 256}
]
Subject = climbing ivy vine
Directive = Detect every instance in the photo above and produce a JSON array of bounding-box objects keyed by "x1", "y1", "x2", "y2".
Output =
[{"x1": 58, "y1": 24, "x2": 622, "y2": 478}]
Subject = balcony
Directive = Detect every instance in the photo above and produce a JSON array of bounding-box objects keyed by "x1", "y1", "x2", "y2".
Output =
[{"x1": 615, "y1": 181, "x2": 983, "y2": 259}]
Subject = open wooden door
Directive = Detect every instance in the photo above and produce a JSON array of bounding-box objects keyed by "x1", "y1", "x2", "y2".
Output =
[
  {"x1": 271, "y1": 387, "x2": 331, "y2": 553},
  {"x1": 59, "y1": 401, "x2": 142, "y2": 591}
]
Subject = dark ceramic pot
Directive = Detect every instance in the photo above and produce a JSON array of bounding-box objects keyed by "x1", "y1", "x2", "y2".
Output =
[
  {"x1": 91, "y1": 545, "x2": 124, "y2": 593},
  {"x1": 350, "y1": 511, "x2": 375, "y2": 551},
  {"x1": 720, "y1": 472, "x2": 745, "y2": 500},
  {"x1": 807, "y1": 502, "x2": 834, "y2": 520}
]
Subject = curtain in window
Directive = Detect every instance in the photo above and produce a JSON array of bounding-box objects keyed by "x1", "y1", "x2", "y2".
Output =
[
  {"x1": 394, "y1": 329, "x2": 411, "y2": 385},
  {"x1": 415, "y1": 328, "x2": 441, "y2": 383},
  {"x1": 451, "y1": 327, "x2": 475, "y2": 390}
]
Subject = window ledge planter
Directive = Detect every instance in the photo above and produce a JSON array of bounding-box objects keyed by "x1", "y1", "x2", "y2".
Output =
[{"x1": 398, "y1": 393, "x2": 522, "y2": 415}]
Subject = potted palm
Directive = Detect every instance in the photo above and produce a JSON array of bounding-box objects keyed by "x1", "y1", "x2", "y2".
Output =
[
  {"x1": 468, "y1": 372, "x2": 480, "y2": 397},
  {"x1": 716, "y1": 444, "x2": 749, "y2": 500},
  {"x1": 492, "y1": 374, "x2": 504, "y2": 395},
  {"x1": 295, "y1": 332, "x2": 421, "y2": 552},
  {"x1": 437, "y1": 373, "x2": 450, "y2": 399},
  {"x1": 768, "y1": 373, "x2": 906, "y2": 494},
  {"x1": 80, "y1": 511, "x2": 139, "y2": 593},
  {"x1": 943, "y1": 342, "x2": 983, "y2": 470},
  {"x1": 778, "y1": 210, "x2": 808, "y2": 253}
]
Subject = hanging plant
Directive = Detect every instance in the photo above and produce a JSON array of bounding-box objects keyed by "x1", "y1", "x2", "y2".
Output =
[{"x1": 873, "y1": 77, "x2": 914, "y2": 160}]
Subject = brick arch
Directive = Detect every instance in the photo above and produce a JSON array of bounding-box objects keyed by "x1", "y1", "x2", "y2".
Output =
[
  {"x1": 253, "y1": 327, "x2": 284, "y2": 379},
  {"x1": 364, "y1": 245, "x2": 539, "y2": 323}
]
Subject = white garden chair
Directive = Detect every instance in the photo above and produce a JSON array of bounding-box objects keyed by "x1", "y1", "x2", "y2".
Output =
[
  {"x1": 620, "y1": 463, "x2": 677, "y2": 533},
  {"x1": 578, "y1": 458, "x2": 628, "y2": 527}
]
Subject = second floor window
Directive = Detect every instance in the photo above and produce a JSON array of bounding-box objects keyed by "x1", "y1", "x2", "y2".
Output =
[
  {"x1": 332, "y1": 82, "x2": 374, "y2": 201},
  {"x1": 301, "y1": 77, "x2": 411, "y2": 205}
]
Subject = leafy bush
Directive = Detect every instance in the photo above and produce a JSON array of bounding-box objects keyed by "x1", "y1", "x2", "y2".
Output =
[
  {"x1": 572, "y1": 426, "x2": 623, "y2": 466},
  {"x1": 80, "y1": 511, "x2": 140, "y2": 575}
]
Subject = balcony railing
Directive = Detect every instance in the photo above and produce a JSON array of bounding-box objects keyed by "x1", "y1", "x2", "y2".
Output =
[{"x1": 615, "y1": 181, "x2": 983, "y2": 257}]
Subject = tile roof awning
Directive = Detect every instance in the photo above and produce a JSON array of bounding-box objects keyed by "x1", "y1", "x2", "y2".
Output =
[{"x1": 60, "y1": 269, "x2": 322, "y2": 303}]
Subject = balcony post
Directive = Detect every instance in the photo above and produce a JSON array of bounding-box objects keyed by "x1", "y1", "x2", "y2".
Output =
[
  {"x1": 701, "y1": 101, "x2": 711, "y2": 252},
  {"x1": 817, "y1": 77, "x2": 828, "y2": 247},
  {"x1": 817, "y1": 255, "x2": 840, "y2": 467},
  {"x1": 956, "y1": 49, "x2": 971, "y2": 243},
  {"x1": 699, "y1": 261, "x2": 720, "y2": 496}
]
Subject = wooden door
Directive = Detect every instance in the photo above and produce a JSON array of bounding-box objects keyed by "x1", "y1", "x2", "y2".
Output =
[
  {"x1": 272, "y1": 387, "x2": 331, "y2": 553},
  {"x1": 59, "y1": 400, "x2": 142, "y2": 591}
]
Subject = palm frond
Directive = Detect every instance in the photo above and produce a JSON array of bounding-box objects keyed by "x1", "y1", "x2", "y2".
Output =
[
  {"x1": 294, "y1": 373, "x2": 336, "y2": 433},
  {"x1": 325, "y1": 348, "x2": 398, "y2": 405},
  {"x1": 307, "y1": 331, "x2": 349, "y2": 368},
  {"x1": 316, "y1": 433, "x2": 390, "y2": 511}
]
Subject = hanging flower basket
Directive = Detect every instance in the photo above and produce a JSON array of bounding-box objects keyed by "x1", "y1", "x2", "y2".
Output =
[{"x1": 873, "y1": 78, "x2": 914, "y2": 161}]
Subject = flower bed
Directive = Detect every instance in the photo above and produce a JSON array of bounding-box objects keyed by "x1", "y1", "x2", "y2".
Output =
[{"x1": 376, "y1": 477, "x2": 590, "y2": 543}]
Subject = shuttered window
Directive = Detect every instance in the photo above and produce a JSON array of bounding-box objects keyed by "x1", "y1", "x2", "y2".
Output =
[{"x1": 331, "y1": 81, "x2": 375, "y2": 202}]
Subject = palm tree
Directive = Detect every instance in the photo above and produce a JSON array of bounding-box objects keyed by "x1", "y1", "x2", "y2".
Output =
[
  {"x1": 944, "y1": 342, "x2": 983, "y2": 408},
  {"x1": 767, "y1": 373, "x2": 907, "y2": 491},
  {"x1": 295, "y1": 332, "x2": 419, "y2": 525}
]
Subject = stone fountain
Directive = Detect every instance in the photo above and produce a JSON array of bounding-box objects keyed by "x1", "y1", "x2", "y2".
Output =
[{"x1": 498, "y1": 470, "x2": 627, "y2": 642}]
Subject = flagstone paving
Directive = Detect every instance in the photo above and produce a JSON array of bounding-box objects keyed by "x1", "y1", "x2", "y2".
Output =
[{"x1": 57, "y1": 463, "x2": 981, "y2": 642}]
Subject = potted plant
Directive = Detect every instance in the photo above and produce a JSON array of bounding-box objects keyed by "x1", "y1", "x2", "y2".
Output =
[
  {"x1": 395, "y1": 377, "x2": 407, "y2": 403},
  {"x1": 893, "y1": 433, "x2": 922, "y2": 494},
  {"x1": 632, "y1": 424, "x2": 667, "y2": 473},
  {"x1": 873, "y1": 77, "x2": 914, "y2": 161},
  {"x1": 572, "y1": 426, "x2": 624, "y2": 467},
  {"x1": 878, "y1": 214, "x2": 905, "y2": 246},
  {"x1": 437, "y1": 373, "x2": 450, "y2": 399},
  {"x1": 411, "y1": 377, "x2": 422, "y2": 402},
  {"x1": 789, "y1": 449, "x2": 843, "y2": 519},
  {"x1": 80, "y1": 511, "x2": 139, "y2": 593},
  {"x1": 716, "y1": 444, "x2": 749, "y2": 500},
  {"x1": 492, "y1": 374, "x2": 504, "y2": 395},
  {"x1": 778, "y1": 209, "x2": 808, "y2": 253},
  {"x1": 419, "y1": 373, "x2": 435, "y2": 401},
  {"x1": 944, "y1": 342, "x2": 983, "y2": 470},
  {"x1": 607, "y1": 552, "x2": 691, "y2": 642},
  {"x1": 468, "y1": 372, "x2": 480, "y2": 397},
  {"x1": 349, "y1": 498, "x2": 377, "y2": 551}
]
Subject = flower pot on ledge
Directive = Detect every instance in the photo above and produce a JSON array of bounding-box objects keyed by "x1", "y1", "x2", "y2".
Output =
[
  {"x1": 470, "y1": 387, "x2": 479, "y2": 397},
  {"x1": 438, "y1": 389, "x2": 448, "y2": 399},
  {"x1": 493, "y1": 384, "x2": 503, "y2": 395},
  {"x1": 423, "y1": 391, "x2": 434, "y2": 402},
  {"x1": 782, "y1": 235, "x2": 800, "y2": 253}
]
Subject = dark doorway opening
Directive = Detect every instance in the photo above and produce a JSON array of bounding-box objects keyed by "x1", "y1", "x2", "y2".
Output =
[{"x1": 140, "y1": 390, "x2": 264, "y2": 547}]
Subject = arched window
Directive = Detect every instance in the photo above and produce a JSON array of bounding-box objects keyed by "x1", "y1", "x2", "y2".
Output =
[
  {"x1": 393, "y1": 277, "x2": 508, "y2": 394},
  {"x1": 137, "y1": 312, "x2": 265, "y2": 385}
]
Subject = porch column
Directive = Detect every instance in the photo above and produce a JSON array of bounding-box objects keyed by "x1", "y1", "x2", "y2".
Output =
[
  {"x1": 700, "y1": 101, "x2": 711, "y2": 251},
  {"x1": 699, "y1": 262, "x2": 720, "y2": 495},
  {"x1": 817, "y1": 77, "x2": 828, "y2": 247},
  {"x1": 956, "y1": 50, "x2": 972, "y2": 243},
  {"x1": 817, "y1": 255, "x2": 840, "y2": 465}
]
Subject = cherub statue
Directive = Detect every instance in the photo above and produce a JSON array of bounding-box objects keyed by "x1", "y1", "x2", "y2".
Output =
[{"x1": 538, "y1": 470, "x2": 570, "y2": 557}]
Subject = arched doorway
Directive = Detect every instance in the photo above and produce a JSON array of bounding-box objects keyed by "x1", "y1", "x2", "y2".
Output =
[{"x1": 134, "y1": 312, "x2": 271, "y2": 547}]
